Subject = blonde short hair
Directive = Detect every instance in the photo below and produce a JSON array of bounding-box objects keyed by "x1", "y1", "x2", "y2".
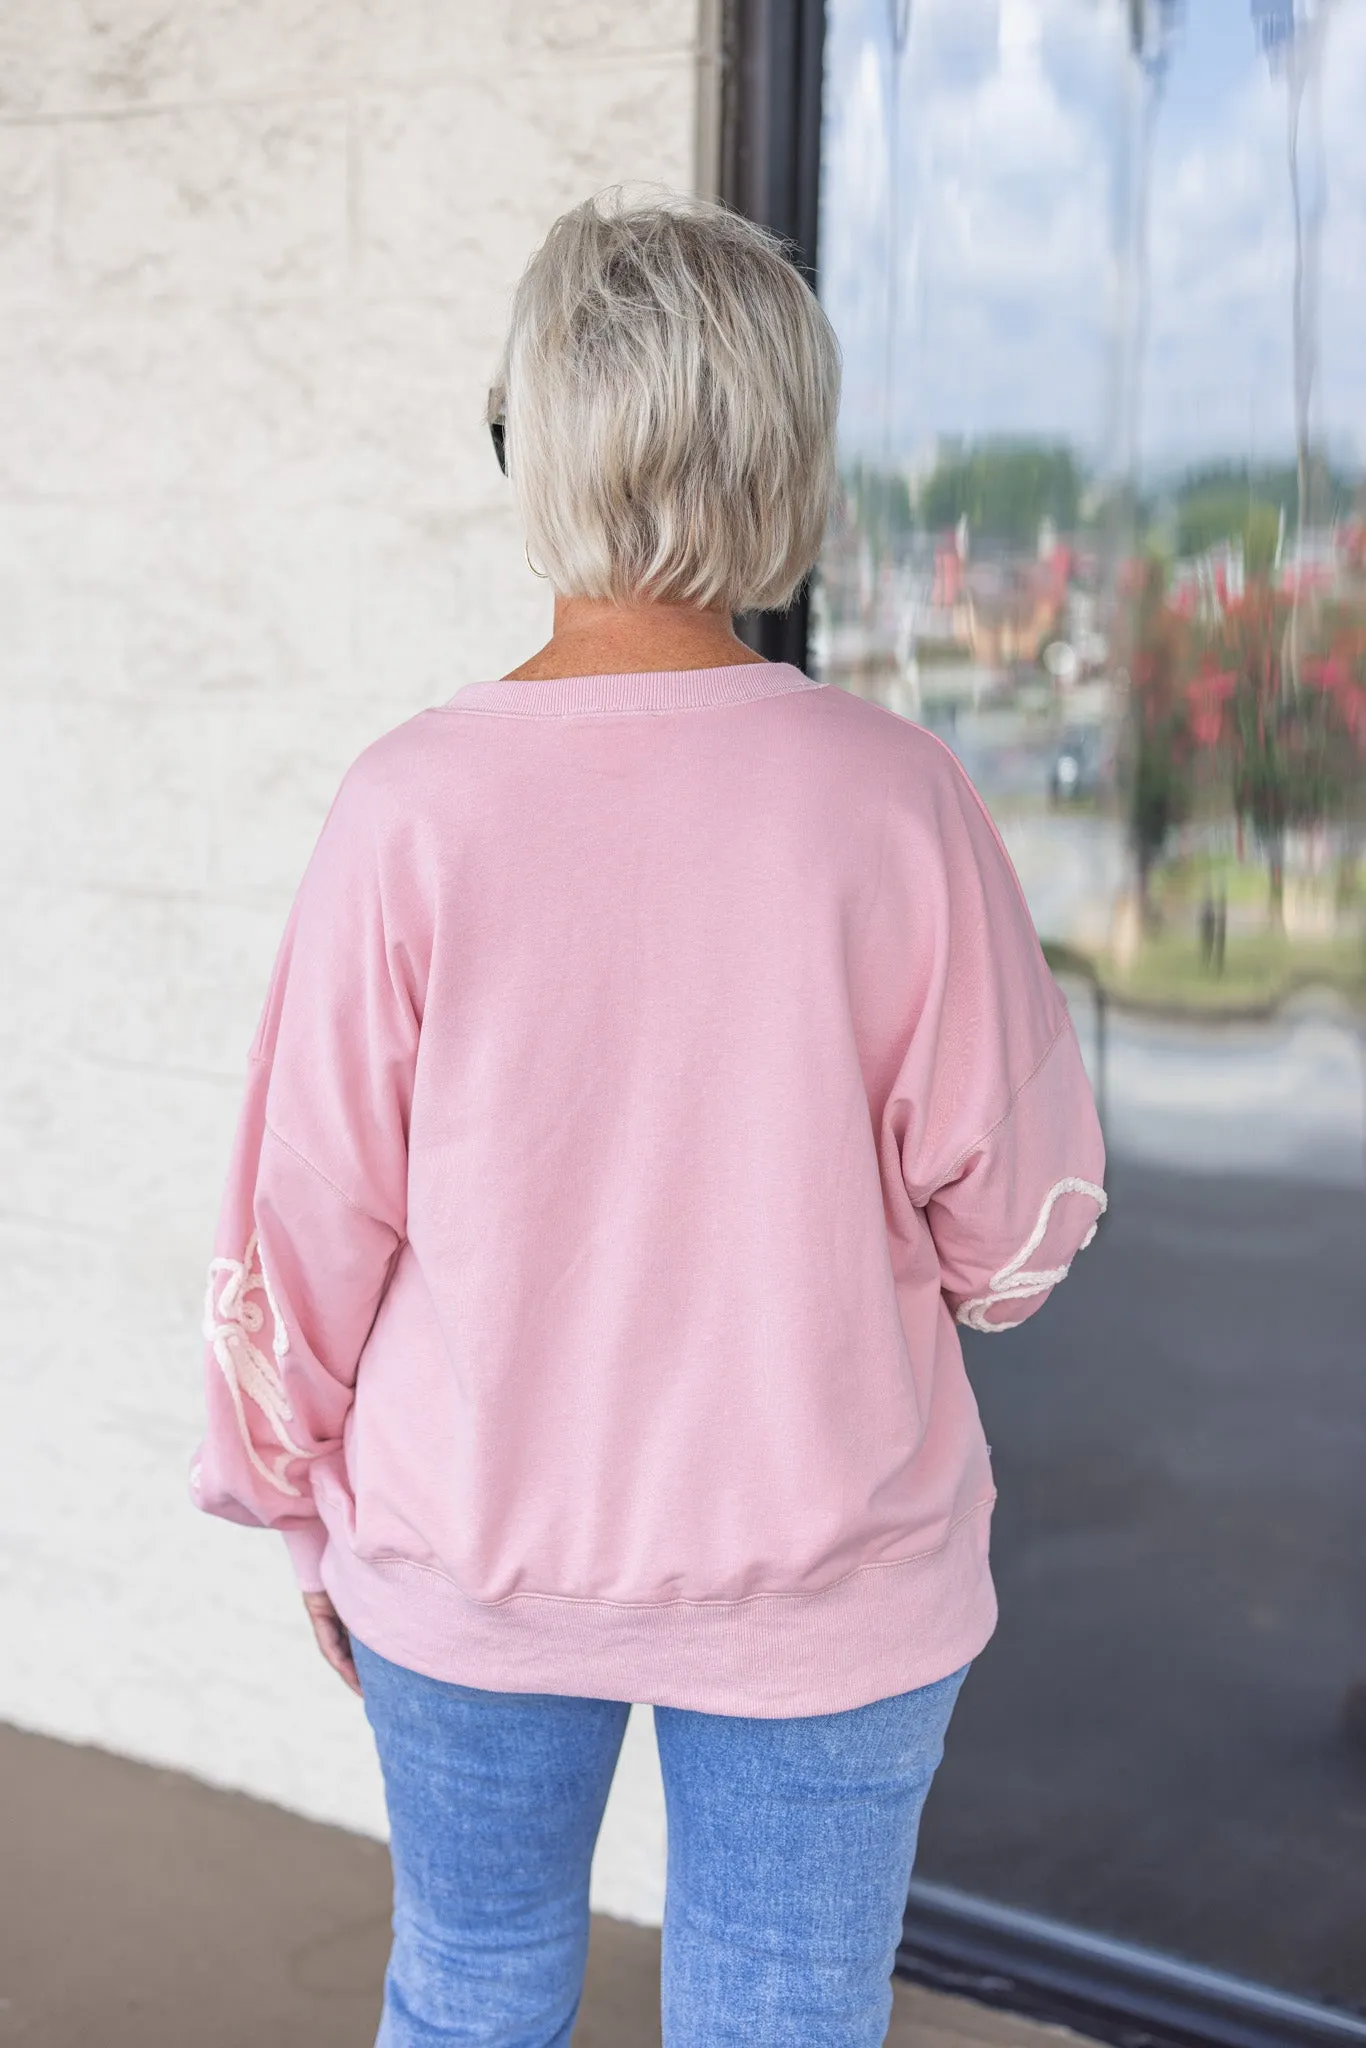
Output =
[{"x1": 488, "y1": 187, "x2": 841, "y2": 614}]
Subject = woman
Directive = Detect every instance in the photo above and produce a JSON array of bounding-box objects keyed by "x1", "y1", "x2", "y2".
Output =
[{"x1": 191, "y1": 189, "x2": 1106, "y2": 2047}]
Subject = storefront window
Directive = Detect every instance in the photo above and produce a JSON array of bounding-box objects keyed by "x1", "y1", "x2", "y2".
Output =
[{"x1": 815, "y1": 0, "x2": 1366, "y2": 2014}]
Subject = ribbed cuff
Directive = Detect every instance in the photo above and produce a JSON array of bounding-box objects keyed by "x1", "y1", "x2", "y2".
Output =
[{"x1": 281, "y1": 1519, "x2": 330, "y2": 1594}]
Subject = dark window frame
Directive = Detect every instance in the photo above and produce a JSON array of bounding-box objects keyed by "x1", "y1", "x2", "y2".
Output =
[
  {"x1": 717, "y1": 0, "x2": 825, "y2": 670},
  {"x1": 715, "y1": 6, "x2": 1366, "y2": 2043}
]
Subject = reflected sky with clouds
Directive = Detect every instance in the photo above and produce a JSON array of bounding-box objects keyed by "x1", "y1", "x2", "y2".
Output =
[{"x1": 821, "y1": 0, "x2": 1366, "y2": 473}]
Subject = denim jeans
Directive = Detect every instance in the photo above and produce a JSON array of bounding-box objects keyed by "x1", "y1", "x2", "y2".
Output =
[{"x1": 351, "y1": 1634, "x2": 969, "y2": 2048}]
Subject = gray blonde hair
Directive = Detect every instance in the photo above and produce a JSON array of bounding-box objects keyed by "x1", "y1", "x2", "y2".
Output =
[{"x1": 488, "y1": 187, "x2": 841, "y2": 613}]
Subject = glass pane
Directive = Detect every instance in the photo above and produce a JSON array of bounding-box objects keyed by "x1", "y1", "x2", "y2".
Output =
[{"x1": 815, "y1": 0, "x2": 1366, "y2": 2013}]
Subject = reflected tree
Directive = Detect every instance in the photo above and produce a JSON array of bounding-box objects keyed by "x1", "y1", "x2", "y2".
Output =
[
  {"x1": 920, "y1": 441, "x2": 1081, "y2": 547},
  {"x1": 1190, "y1": 583, "x2": 1363, "y2": 924}
]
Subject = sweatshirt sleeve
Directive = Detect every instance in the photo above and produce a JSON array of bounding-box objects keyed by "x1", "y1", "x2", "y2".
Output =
[
  {"x1": 925, "y1": 1018, "x2": 1107, "y2": 1332},
  {"x1": 889, "y1": 734, "x2": 1107, "y2": 1334},
  {"x1": 188, "y1": 752, "x2": 420, "y2": 1592}
]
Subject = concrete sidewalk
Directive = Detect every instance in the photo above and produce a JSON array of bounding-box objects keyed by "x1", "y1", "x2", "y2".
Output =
[{"x1": 0, "y1": 1720, "x2": 1094, "y2": 2046}]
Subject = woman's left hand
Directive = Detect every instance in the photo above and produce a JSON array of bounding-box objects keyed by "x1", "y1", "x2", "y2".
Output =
[{"x1": 302, "y1": 1590, "x2": 363, "y2": 1696}]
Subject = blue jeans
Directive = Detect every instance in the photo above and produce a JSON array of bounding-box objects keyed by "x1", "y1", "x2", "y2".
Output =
[{"x1": 351, "y1": 1635, "x2": 969, "y2": 2046}]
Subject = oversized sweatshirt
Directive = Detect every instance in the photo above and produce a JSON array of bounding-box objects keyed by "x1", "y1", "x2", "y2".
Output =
[{"x1": 189, "y1": 661, "x2": 1106, "y2": 1717}]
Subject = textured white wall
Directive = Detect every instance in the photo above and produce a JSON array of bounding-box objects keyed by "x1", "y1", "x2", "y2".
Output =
[{"x1": 0, "y1": 0, "x2": 716, "y2": 1926}]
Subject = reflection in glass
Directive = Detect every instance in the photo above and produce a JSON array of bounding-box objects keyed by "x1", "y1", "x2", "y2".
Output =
[{"x1": 816, "y1": 0, "x2": 1366, "y2": 2012}]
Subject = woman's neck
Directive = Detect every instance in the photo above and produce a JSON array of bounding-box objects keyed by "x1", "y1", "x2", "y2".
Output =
[{"x1": 501, "y1": 594, "x2": 769, "y2": 682}]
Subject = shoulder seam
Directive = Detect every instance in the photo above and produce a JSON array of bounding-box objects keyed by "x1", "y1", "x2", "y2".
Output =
[
  {"x1": 926, "y1": 1012, "x2": 1072, "y2": 1197},
  {"x1": 262, "y1": 1115, "x2": 398, "y2": 1231}
]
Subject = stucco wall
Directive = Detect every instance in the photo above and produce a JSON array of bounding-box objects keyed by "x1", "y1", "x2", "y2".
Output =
[{"x1": 0, "y1": 0, "x2": 719, "y2": 1926}]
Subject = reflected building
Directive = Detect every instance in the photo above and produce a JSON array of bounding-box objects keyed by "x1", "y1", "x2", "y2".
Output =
[{"x1": 811, "y1": 0, "x2": 1366, "y2": 2024}]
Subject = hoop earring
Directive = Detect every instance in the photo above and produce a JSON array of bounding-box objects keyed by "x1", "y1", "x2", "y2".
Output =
[{"x1": 524, "y1": 539, "x2": 547, "y2": 580}]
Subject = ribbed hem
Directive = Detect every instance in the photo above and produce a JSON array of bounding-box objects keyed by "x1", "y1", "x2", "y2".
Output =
[
  {"x1": 318, "y1": 1500, "x2": 998, "y2": 1717},
  {"x1": 440, "y1": 661, "x2": 828, "y2": 719}
]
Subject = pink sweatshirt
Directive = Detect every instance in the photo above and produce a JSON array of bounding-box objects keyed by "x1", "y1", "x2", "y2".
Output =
[{"x1": 190, "y1": 661, "x2": 1106, "y2": 1716}]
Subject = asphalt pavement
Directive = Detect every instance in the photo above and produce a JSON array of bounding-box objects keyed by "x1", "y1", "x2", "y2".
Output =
[{"x1": 915, "y1": 1156, "x2": 1366, "y2": 2017}]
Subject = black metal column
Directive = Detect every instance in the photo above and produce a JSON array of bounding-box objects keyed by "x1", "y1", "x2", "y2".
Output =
[{"x1": 717, "y1": 0, "x2": 827, "y2": 669}]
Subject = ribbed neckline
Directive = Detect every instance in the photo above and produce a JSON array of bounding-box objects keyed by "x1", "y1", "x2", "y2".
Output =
[{"x1": 440, "y1": 662, "x2": 827, "y2": 717}]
